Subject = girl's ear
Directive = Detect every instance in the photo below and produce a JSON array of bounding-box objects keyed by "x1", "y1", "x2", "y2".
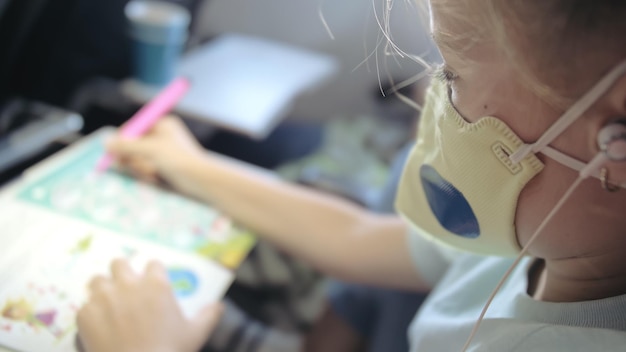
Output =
[
  {"x1": 597, "y1": 121, "x2": 626, "y2": 162},
  {"x1": 586, "y1": 72, "x2": 626, "y2": 189},
  {"x1": 592, "y1": 121, "x2": 626, "y2": 191}
]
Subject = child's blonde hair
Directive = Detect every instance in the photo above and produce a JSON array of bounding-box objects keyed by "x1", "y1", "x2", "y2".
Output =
[{"x1": 425, "y1": 0, "x2": 626, "y2": 109}]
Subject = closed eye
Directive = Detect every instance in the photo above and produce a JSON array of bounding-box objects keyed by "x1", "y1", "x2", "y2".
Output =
[{"x1": 432, "y1": 64, "x2": 459, "y2": 83}]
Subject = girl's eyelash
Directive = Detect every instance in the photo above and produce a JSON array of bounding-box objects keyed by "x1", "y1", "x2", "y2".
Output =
[{"x1": 433, "y1": 65, "x2": 458, "y2": 82}]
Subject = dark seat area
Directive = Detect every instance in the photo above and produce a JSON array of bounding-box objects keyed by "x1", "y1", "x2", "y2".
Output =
[{"x1": 0, "y1": 0, "x2": 131, "y2": 108}]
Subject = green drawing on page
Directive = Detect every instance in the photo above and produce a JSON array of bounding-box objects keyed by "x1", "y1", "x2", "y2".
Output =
[{"x1": 70, "y1": 235, "x2": 93, "y2": 255}]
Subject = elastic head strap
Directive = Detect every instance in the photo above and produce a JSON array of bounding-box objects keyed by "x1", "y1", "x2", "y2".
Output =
[{"x1": 510, "y1": 60, "x2": 626, "y2": 164}]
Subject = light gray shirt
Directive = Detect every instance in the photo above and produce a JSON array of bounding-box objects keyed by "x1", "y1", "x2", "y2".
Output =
[{"x1": 406, "y1": 231, "x2": 626, "y2": 351}]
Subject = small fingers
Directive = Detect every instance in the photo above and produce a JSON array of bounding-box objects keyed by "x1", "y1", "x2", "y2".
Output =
[
  {"x1": 145, "y1": 260, "x2": 169, "y2": 284},
  {"x1": 88, "y1": 275, "x2": 113, "y2": 295},
  {"x1": 105, "y1": 136, "x2": 153, "y2": 159},
  {"x1": 128, "y1": 158, "x2": 159, "y2": 182},
  {"x1": 110, "y1": 258, "x2": 138, "y2": 283},
  {"x1": 114, "y1": 156, "x2": 158, "y2": 183},
  {"x1": 89, "y1": 275, "x2": 113, "y2": 292},
  {"x1": 76, "y1": 292, "x2": 106, "y2": 352}
]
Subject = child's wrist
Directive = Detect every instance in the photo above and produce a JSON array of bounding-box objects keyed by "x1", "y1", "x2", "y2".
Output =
[{"x1": 173, "y1": 151, "x2": 216, "y2": 199}]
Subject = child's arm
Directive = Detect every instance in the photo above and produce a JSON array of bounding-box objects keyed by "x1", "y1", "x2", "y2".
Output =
[
  {"x1": 185, "y1": 151, "x2": 428, "y2": 291},
  {"x1": 107, "y1": 117, "x2": 431, "y2": 292}
]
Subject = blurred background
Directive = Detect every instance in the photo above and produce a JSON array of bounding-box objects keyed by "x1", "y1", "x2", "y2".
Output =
[
  {"x1": 0, "y1": 0, "x2": 437, "y2": 203},
  {"x1": 0, "y1": 0, "x2": 435, "y2": 118},
  {"x1": 0, "y1": 1, "x2": 439, "y2": 350}
]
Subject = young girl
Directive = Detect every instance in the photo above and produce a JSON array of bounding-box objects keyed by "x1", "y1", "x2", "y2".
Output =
[{"x1": 76, "y1": 0, "x2": 626, "y2": 351}]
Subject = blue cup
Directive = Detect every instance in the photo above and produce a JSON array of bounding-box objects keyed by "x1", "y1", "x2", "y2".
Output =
[{"x1": 125, "y1": 1, "x2": 190, "y2": 86}]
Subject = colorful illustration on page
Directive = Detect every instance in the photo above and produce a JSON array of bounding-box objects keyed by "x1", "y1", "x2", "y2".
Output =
[{"x1": 0, "y1": 281, "x2": 78, "y2": 349}]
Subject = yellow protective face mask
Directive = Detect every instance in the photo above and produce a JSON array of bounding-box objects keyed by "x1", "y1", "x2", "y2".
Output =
[
  {"x1": 396, "y1": 61, "x2": 626, "y2": 257},
  {"x1": 395, "y1": 79, "x2": 544, "y2": 257}
]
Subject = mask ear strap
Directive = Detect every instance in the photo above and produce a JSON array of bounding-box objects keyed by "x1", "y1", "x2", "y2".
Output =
[
  {"x1": 540, "y1": 147, "x2": 590, "y2": 174},
  {"x1": 541, "y1": 146, "x2": 626, "y2": 190},
  {"x1": 579, "y1": 152, "x2": 609, "y2": 179},
  {"x1": 510, "y1": 60, "x2": 626, "y2": 164}
]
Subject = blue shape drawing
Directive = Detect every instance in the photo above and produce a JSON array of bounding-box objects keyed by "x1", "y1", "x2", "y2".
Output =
[{"x1": 167, "y1": 268, "x2": 199, "y2": 298}]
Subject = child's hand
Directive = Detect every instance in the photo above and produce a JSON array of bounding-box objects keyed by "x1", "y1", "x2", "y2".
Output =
[
  {"x1": 106, "y1": 116, "x2": 204, "y2": 187},
  {"x1": 76, "y1": 259, "x2": 223, "y2": 352}
]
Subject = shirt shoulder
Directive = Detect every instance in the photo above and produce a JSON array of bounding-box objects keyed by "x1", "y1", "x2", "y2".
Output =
[
  {"x1": 468, "y1": 320, "x2": 626, "y2": 352},
  {"x1": 405, "y1": 227, "x2": 463, "y2": 287},
  {"x1": 409, "y1": 255, "x2": 626, "y2": 351}
]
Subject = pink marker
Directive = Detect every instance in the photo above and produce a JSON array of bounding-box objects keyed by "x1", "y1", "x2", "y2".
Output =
[{"x1": 95, "y1": 77, "x2": 191, "y2": 172}]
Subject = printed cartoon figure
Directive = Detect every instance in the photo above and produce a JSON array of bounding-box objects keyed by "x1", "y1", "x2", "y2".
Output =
[{"x1": 1, "y1": 298, "x2": 69, "y2": 339}]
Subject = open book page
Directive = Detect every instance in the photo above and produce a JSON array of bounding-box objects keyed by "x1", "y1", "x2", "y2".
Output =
[{"x1": 0, "y1": 128, "x2": 256, "y2": 352}]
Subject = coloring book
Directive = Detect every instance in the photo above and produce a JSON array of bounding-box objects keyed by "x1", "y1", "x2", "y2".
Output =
[{"x1": 0, "y1": 128, "x2": 256, "y2": 352}]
